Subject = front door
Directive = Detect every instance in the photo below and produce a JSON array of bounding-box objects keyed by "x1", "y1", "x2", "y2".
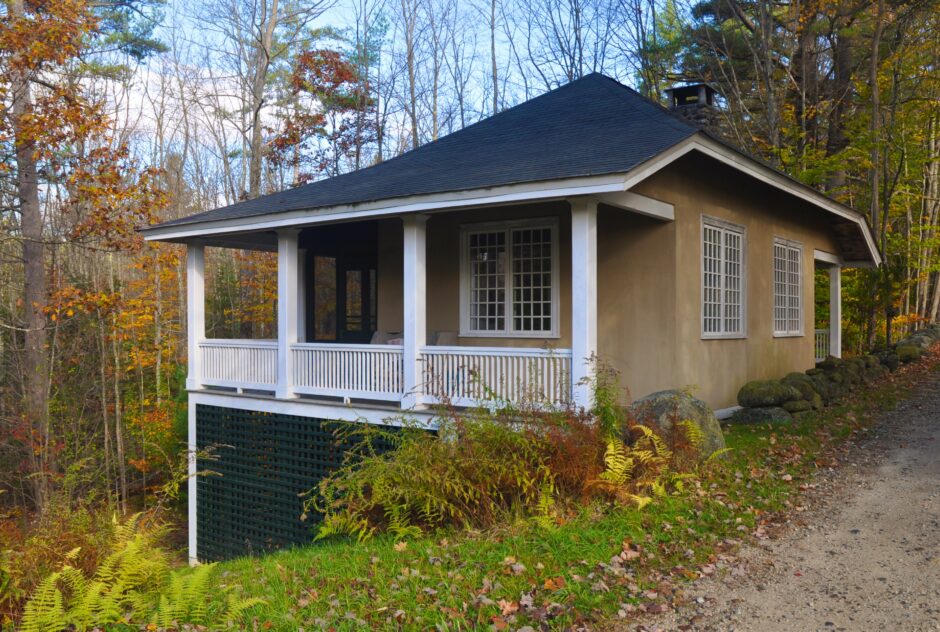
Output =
[{"x1": 303, "y1": 223, "x2": 378, "y2": 344}]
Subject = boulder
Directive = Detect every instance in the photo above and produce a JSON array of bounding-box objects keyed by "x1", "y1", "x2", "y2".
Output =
[
  {"x1": 817, "y1": 356, "x2": 844, "y2": 371},
  {"x1": 629, "y1": 390, "x2": 726, "y2": 458},
  {"x1": 782, "y1": 399, "x2": 812, "y2": 413},
  {"x1": 727, "y1": 406, "x2": 793, "y2": 425},
  {"x1": 902, "y1": 334, "x2": 932, "y2": 350},
  {"x1": 808, "y1": 373, "x2": 834, "y2": 404},
  {"x1": 781, "y1": 373, "x2": 819, "y2": 402},
  {"x1": 897, "y1": 345, "x2": 922, "y2": 363},
  {"x1": 876, "y1": 350, "x2": 900, "y2": 371},
  {"x1": 737, "y1": 380, "x2": 801, "y2": 408}
]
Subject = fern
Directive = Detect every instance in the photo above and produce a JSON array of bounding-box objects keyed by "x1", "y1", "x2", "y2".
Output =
[
  {"x1": 20, "y1": 572, "x2": 65, "y2": 632},
  {"x1": 678, "y1": 419, "x2": 704, "y2": 450},
  {"x1": 531, "y1": 480, "x2": 557, "y2": 529},
  {"x1": 599, "y1": 438, "x2": 633, "y2": 486}
]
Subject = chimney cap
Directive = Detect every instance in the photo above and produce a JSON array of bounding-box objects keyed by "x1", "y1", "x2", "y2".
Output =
[{"x1": 664, "y1": 83, "x2": 720, "y2": 109}]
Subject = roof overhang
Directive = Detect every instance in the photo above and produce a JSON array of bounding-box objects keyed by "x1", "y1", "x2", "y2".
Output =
[
  {"x1": 141, "y1": 173, "x2": 643, "y2": 242},
  {"x1": 620, "y1": 134, "x2": 880, "y2": 267},
  {"x1": 142, "y1": 132, "x2": 880, "y2": 267}
]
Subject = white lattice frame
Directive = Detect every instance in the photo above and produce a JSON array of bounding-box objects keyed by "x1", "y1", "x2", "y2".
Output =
[
  {"x1": 700, "y1": 215, "x2": 747, "y2": 339},
  {"x1": 459, "y1": 218, "x2": 560, "y2": 338}
]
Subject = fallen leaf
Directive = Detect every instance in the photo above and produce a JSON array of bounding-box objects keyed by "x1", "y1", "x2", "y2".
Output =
[
  {"x1": 394, "y1": 541, "x2": 408, "y2": 552},
  {"x1": 543, "y1": 576, "x2": 566, "y2": 591},
  {"x1": 498, "y1": 599, "x2": 519, "y2": 616}
]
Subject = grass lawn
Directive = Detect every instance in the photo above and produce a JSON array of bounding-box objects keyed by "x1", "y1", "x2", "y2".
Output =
[{"x1": 197, "y1": 356, "x2": 933, "y2": 631}]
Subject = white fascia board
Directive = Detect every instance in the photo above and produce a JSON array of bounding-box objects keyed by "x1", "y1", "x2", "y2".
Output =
[
  {"x1": 141, "y1": 174, "x2": 631, "y2": 242},
  {"x1": 690, "y1": 137, "x2": 881, "y2": 266},
  {"x1": 188, "y1": 390, "x2": 438, "y2": 429},
  {"x1": 622, "y1": 135, "x2": 882, "y2": 267},
  {"x1": 596, "y1": 190, "x2": 674, "y2": 220},
  {"x1": 813, "y1": 249, "x2": 843, "y2": 266}
]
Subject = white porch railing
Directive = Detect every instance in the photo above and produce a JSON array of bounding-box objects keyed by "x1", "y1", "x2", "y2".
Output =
[
  {"x1": 199, "y1": 339, "x2": 277, "y2": 390},
  {"x1": 196, "y1": 339, "x2": 574, "y2": 407},
  {"x1": 420, "y1": 346, "x2": 572, "y2": 407},
  {"x1": 814, "y1": 328, "x2": 830, "y2": 362},
  {"x1": 291, "y1": 343, "x2": 404, "y2": 401}
]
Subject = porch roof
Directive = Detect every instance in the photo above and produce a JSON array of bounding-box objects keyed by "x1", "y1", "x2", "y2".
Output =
[{"x1": 142, "y1": 73, "x2": 881, "y2": 267}]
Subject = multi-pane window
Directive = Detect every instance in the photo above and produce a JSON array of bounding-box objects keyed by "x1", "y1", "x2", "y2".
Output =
[
  {"x1": 463, "y1": 222, "x2": 557, "y2": 336},
  {"x1": 702, "y1": 217, "x2": 745, "y2": 337},
  {"x1": 773, "y1": 238, "x2": 802, "y2": 335},
  {"x1": 468, "y1": 231, "x2": 507, "y2": 332}
]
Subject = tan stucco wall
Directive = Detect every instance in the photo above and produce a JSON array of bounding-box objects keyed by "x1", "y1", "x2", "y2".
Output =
[{"x1": 599, "y1": 153, "x2": 842, "y2": 408}]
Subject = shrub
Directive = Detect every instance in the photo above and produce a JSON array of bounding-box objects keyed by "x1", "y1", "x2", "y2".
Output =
[
  {"x1": 18, "y1": 513, "x2": 262, "y2": 632},
  {"x1": 307, "y1": 369, "x2": 705, "y2": 541}
]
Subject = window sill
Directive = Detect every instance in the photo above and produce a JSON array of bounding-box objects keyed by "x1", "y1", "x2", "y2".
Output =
[
  {"x1": 459, "y1": 332, "x2": 561, "y2": 340},
  {"x1": 701, "y1": 334, "x2": 747, "y2": 340},
  {"x1": 773, "y1": 332, "x2": 804, "y2": 338}
]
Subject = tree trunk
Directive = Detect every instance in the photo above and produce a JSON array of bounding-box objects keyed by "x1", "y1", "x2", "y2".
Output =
[
  {"x1": 248, "y1": 0, "x2": 279, "y2": 199},
  {"x1": 11, "y1": 0, "x2": 50, "y2": 510},
  {"x1": 490, "y1": 0, "x2": 498, "y2": 115}
]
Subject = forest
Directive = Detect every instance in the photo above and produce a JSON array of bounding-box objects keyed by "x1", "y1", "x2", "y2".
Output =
[{"x1": 0, "y1": 0, "x2": 938, "y2": 620}]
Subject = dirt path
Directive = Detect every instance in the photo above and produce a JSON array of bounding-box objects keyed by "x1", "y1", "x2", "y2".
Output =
[{"x1": 643, "y1": 372, "x2": 940, "y2": 632}]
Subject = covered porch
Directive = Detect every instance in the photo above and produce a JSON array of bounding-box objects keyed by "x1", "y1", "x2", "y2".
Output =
[
  {"x1": 813, "y1": 249, "x2": 843, "y2": 362},
  {"x1": 183, "y1": 198, "x2": 627, "y2": 411}
]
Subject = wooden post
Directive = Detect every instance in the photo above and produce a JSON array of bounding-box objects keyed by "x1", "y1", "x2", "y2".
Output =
[
  {"x1": 277, "y1": 229, "x2": 299, "y2": 399},
  {"x1": 297, "y1": 248, "x2": 307, "y2": 343},
  {"x1": 829, "y1": 265, "x2": 842, "y2": 358},
  {"x1": 187, "y1": 398, "x2": 198, "y2": 565},
  {"x1": 570, "y1": 198, "x2": 598, "y2": 409},
  {"x1": 186, "y1": 242, "x2": 205, "y2": 391},
  {"x1": 402, "y1": 215, "x2": 428, "y2": 409}
]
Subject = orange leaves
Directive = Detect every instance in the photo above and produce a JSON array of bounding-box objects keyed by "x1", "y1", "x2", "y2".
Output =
[
  {"x1": 0, "y1": 0, "x2": 98, "y2": 74},
  {"x1": 68, "y1": 147, "x2": 169, "y2": 252}
]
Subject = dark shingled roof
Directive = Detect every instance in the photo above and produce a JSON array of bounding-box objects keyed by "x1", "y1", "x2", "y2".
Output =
[{"x1": 150, "y1": 73, "x2": 700, "y2": 229}]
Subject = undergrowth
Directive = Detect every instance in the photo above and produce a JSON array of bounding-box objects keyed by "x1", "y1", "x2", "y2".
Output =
[{"x1": 307, "y1": 366, "x2": 705, "y2": 542}]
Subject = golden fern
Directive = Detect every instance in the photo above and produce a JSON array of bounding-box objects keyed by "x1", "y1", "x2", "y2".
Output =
[
  {"x1": 678, "y1": 419, "x2": 704, "y2": 450},
  {"x1": 599, "y1": 438, "x2": 634, "y2": 486}
]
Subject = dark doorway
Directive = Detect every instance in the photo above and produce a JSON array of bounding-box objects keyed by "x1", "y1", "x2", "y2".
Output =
[{"x1": 301, "y1": 222, "x2": 378, "y2": 343}]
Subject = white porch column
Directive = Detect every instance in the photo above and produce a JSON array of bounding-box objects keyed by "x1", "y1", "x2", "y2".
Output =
[
  {"x1": 570, "y1": 198, "x2": 598, "y2": 409},
  {"x1": 277, "y1": 229, "x2": 300, "y2": 399},
  {"x1": 402, "y1": 215, "x2": 428, "y2": 409},
  {"x1": 297, "y1": 248, "x2": 307, "y2": 342},
  {"x1": 186, "y1": 242, "x2": 205, "y2": 391},
  {"x1": 829, "y1": 265, "x2": 842, "y2": 358}
]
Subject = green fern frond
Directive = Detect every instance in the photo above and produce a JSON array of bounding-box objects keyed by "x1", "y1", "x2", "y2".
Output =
[{"x1": 20, "y1": 571, "x2": 65, "y2": 632}]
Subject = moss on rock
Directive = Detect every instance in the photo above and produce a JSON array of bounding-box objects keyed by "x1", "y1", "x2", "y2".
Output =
[{"x1": 737, "y1": 380, "x2": 801, "y2": 408}]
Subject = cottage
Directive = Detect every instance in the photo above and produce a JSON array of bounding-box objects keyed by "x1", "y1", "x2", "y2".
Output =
[{"x1": 142, "y1": 73, "x2": 880, "y2": 562}]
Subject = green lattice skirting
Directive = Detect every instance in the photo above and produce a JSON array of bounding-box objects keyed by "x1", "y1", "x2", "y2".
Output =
[{"x1": 195, "y1": 404, "x2": 397, "y2": 562}]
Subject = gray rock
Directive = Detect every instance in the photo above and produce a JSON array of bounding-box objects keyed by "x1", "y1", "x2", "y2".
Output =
[
  {"x1": 782, "y1": 399, "x2": 813, "y2": 413},
  {"x1": 897, "y1": 345, "x2": 922, "y2": 363},
  {"x1": 782, "y1": 373, "x2": 819, "y2": 402},
  {"x1": 629, "y1": 389, "x2": 726, "y2": 458},
  {"x1": 728, "y1": 406, "x2": 793, "y2": 425},
  {"x1": 737, "y1": 380, "x2": 802, "y2": 408},
  {"x1": 876, "y1": 350, "x2": 900, "y2": 371}
]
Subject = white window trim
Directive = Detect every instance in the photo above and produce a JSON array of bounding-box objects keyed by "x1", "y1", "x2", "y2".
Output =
[
  {"x1": 773, "y1": 236, "x2": 804, "y2": 337},
  {"x1": 700, "y1": 215, "x2": 747, "y2": 340},
  {"x1": 459, "y1": 218, "x2": 560, "y2": 339}
]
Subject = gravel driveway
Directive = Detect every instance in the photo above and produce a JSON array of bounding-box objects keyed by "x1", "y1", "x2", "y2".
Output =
[{"x1": 644, "y1": 371, "x2": 940, "y2": 632}]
